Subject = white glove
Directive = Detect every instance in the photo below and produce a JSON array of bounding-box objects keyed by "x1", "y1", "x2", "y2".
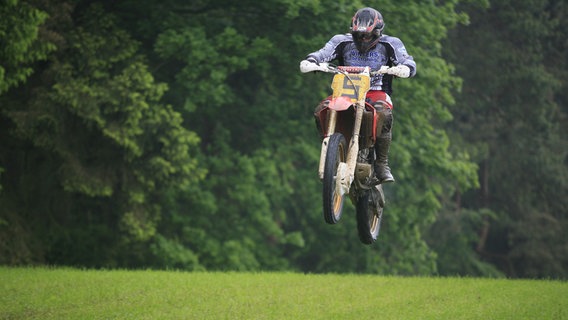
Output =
[
  {"x1": 300, "y1": 59, "x2": 326, "y2": 73},
  {"x1": 379, "y1": 65, "x2": 410, "y2": 78}
]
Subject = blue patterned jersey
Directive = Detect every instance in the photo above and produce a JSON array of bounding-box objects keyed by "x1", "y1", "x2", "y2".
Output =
[{"x1": 306, "y1": 33, "x2": 416, "y2": 94}]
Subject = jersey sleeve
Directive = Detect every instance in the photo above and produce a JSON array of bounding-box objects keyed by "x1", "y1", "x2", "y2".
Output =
[{"x1": 306, "y1": 34, "x2": 350, "y2": 63}]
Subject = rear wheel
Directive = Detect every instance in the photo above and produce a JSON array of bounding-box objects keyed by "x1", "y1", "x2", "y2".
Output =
[
  {"x1": 356, "y1": 184, "x2": 384, "y2": 244},
  {"x1": 323, "y1": 133, "x2": 347, "y2": 224}
]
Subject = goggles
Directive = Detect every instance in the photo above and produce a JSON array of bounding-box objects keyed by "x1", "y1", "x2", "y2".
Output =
[{"x1": 353, "y1": 32, "x2": 374, "y2": 41}]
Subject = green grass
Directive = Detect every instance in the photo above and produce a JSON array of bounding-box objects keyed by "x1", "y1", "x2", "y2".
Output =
[{"x1": 1, "y1": 267, "x2": 566, "y2": 319}]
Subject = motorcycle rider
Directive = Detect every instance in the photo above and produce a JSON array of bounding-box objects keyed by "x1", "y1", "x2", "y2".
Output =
[{"x1": 302, "y1": 7, "x2": 416, "y2": 183}]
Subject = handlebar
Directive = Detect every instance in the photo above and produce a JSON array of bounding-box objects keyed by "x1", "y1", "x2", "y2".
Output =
[{"x1": 299, "y1": 61, "x2": 388, "y2": 76}]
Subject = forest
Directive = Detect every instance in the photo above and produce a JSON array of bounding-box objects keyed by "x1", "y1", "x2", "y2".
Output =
[{"x1": 1, "y1": 0, "x2": 566, "y2": 278}]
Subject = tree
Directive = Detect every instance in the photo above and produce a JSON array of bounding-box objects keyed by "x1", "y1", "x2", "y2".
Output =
[
  {"x1": 1, "y1": 0, "x2": 484, "y2": 274},
  {"x1": 0, "y1": 0, "x2": 55, "y2": 197},
  {"x1": 143, "y1": 0, "x2": 480, "y2": 274},
  {"x1": 0, "y1": 2, "x2": 203, "y2": 266},
  {"x1": 0, "y1": 0, "x2": 54, "y2": 94},
  {"x1": 442, "y1": 0, "x2": 568, "y2": 278}
]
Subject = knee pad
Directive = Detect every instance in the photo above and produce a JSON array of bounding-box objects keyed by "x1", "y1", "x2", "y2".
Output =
[{"x1": 373, "y1": 103, "x2": 393, "y2": 134}]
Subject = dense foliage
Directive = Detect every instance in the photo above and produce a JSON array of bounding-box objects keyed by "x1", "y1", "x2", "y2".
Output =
[
  {"x1": 435, "y1": 0, "x2": 568, "y2": 278},
  {"x1": 1, "y1": 0, "x2": 565, "y2": 278}
]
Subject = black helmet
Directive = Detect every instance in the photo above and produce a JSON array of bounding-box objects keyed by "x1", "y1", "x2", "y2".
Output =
[{"x1": 350, "y1": 7, "x2": 384, "y2": 53}]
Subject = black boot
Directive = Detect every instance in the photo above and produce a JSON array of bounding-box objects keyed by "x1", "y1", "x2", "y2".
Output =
[{"x1": 374, "y1": 132, "x2": 395, "y2": 183}]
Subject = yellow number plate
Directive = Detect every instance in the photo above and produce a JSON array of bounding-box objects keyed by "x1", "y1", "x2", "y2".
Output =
[{"x1": 330, "y1": 74, "x2": 371, "y2": 103}]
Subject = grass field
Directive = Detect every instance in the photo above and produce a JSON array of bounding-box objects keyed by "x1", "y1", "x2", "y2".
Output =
[{"x1": 1, "y1": 267, "x2": 566, "y2": 319}]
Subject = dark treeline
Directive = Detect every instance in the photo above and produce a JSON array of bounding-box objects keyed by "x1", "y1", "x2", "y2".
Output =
[{"x1": 1, "y1": 0, "x2": 566, "y2": 278}]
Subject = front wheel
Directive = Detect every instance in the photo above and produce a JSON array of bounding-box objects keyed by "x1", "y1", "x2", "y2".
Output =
[
  {"x1": 323, "y1": 133, "x2": 347, "y2": 224},
  {"x1": 356, "y1": 184, "x2": 384, "y2": 244}
]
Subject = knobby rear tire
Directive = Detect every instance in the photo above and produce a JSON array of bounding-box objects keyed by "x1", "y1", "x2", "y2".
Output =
[
  {"x1": 356, "y1": 185, "x2": 384, "y2": 244},
  {"x1": 322, "y1": 133, "x2": 347, "y2": 224}
]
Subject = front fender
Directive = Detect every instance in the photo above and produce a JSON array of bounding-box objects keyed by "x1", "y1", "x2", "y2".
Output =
[{"x1": 328, "y1": 96, "x2": 353, "y2": 111}]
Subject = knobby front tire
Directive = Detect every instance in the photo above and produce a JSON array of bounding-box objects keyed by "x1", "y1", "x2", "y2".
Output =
[{"x1": 322, "y1": 133, "x2": 347, "y2": 224}]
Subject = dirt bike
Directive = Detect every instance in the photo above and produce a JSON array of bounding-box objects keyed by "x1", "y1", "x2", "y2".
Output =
[{"x1": 300, "y1": 61, "x2": 390, "y2": 244}]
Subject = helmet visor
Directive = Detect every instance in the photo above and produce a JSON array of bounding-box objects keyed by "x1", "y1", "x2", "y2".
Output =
[{"x1": 353, "y1": 32, "x2": 374, "y2": 42}]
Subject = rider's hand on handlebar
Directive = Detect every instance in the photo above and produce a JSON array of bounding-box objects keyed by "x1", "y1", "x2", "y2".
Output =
[
  {"x1": 378, "y1": 65, "x2": 410, "y2": 78},
  {"x1": 300, "y1": 59, "x2": 328, "y2": 73}
]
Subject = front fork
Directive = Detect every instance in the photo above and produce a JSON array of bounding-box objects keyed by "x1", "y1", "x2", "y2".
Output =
[
  {"x1": 318, "y1": 101, "x2": 365, "y2": 196},
  {"x1": 318, "y1": 109, "x2": 337, "y2": 180}
]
